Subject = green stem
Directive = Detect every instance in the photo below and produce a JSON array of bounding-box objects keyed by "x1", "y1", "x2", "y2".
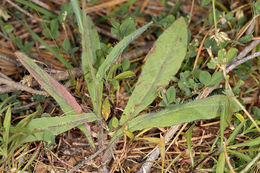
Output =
[
  {"x1": 212, "y1": 0, "x2": 218, "y2": 33},
  {"x1": 215, "y1": 1, "x2": 229, "y2": 13}
]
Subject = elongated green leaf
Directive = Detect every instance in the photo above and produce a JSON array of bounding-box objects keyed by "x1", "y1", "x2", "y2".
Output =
[
  {"x1": 72, "y1": 0, "x2": 102, "y2": 115},
  {"x1": 120, "y1": 17, "x2": 188, "y2": 125},
  {"x1": 71, "y1": 0, "x2": 83, "y2": 34},
  {"x1": 82, "y1": 15, "x2": 100, "y2": 69},
  {"x1": 228, "y1": 150, "x2": 252, "y2": 162},
  {"x1": 226, "y1": 120, "x2": 246, "y2": 145},
  {"x1": 23, "y1": 113, "x2": 99, "y2": 142},
  {"x1": 112, "y1": 95, "x2": 232, "y2": 142},
  {"x1": 228, "y1": 136, "x2": 260, "y2": 148},
  {"x1": 114, "y1": 71, "x2": 135, "y2": 80},
  {"x1": 21, "y1": 23, "x2": 72, "y2": 69},
  {"x1": 3, "y1": 107, "x2": 11, "y2": 156},
  {"x1": 82, "y1": 14, "x2": 101, "y2": 114},
  {"x1": 186, "y1": 124, "x2": 195, "y2": 167},
  {"x1": 96, "y1": 21, "x2": 152, "y2": 81},
  {"x1": 216, "y1": 152, "x2": 225, "y2": 173},
  {"x1": 128, "y1": 95, "x2": 231, "y2": 132},
  {"x1": 15, "y1": 52, "x2": 97, "y2": 148},
  {"x1": 15, "y1": 52, "x2": 81, "y2": 114}
]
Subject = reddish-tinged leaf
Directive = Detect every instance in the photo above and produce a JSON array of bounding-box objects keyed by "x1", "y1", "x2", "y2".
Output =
[{"x1": 15, "y1": 51, "x2": 82, "y2": 114}]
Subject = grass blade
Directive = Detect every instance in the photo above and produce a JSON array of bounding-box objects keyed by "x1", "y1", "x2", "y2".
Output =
[
  {"x1": 228, "y1": 136, "x2": 260, "y2": 148},
  {"x1": 21, "y1": 23, "x2": 72, "y2": 69},
  {"x1": 3, "y1": 107, "x2": 11, "y2": 157},
  {"x1": 16, "y1": 0, "x2": 56, "y2": 18},
  {"x1": 216, "y1": 152, "x2": 225, "y2": 173}
]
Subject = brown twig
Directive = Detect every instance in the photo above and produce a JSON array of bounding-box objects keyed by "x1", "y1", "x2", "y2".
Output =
[
  {"x1": 67, "y1": 145, "x2": 107, "y2": 173},
  {"x1": 137, "y1": 125, "x2": 181, "y2": 173},
  {"x1": 5, "y1": 0, "x2": 50, "y2": 23},
  {"x1": 226, "y1": 51, "x2": 260, "y2": 73},
  {"x1": 0, "y1": 77, "x2": 48, "y2": 96},
  {"x1": 0, "y1": 68, "x2": 83, "y2": 95},
  {"x1": 0, "y1": 52, "x2": 21, "y2": 66},
  {"x1": 223, "y1": 141, "x2": 235, "y2": 173},
  {"x1": 231, "y1": 40, "x2": 260, "y2": 61}
]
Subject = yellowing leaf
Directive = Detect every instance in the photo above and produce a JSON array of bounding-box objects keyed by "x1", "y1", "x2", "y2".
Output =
[
  {"x1": 138, "y1": 137, "x2": 160, "y2": 144},
  {"x1": 159, "y1": 135, "x2": 166, "y2": 171},
  {"x1": 234, "y1": 113, "x2": 245, "y2": 122},
  {"x1": 114, "y1": 71, "x2": 135, "y2": 80},
  {"x1": 123, "y1": 129, "x2": 134, "y2": 140},
  {"x1": 0, "y1": 7, "x2": 11, "y2": 21},
  {"x1": 102, "y1": 97, "x2": 111, "y2": 121}
]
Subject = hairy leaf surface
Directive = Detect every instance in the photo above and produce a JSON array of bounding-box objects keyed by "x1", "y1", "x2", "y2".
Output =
[
  {"x1": 23, "y1": 113, "x2": 98, "y2": 142},
  {"x1": 113, "y1": 95, "x2": 232, "y2": 142},
  {"x1": 96, "y1": 22, "x2": 152, "y2": 81},
  {"x1": 120, "y1": 17, "x2": 188, "y2": 125},
  {"x1": 15, "y1": 52, "x2": 82, "y2": 114}
]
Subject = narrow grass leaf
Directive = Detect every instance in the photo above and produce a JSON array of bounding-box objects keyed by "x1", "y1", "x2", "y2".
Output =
[
  {"x1": 96, "y1": 21, "x2": 152, "y2": 81},
  {"x1": 228, "y1": 150, "x2": 252, "y2": 162},
  {"x1": 23, "y1": 113, "x2": 98, "y2": 142},
  {"x1": 21, "y1": 23, "x2": 72, "y2": 69},
  {"x1": 120, "y1": 17, "x2": 188, "y2": 125},
  {"x1": 16, "y1": 0, "x2": 56, "y2": 18},
  {"x1": 71, "y1": 0, "x2": 83, "y2": 34},
  {"x1": 3, "y1": 107, "x2": 11, "y2": 156},
  {"x1": 216, "y1": 152, "x2": 225, "y2": 173},
  {"x1": 226, "y1": 120, "x2": 246, "y2": 145},
  {"x1": 186, "y1": 124, "x2": 195, "y2": 167},
  {"x1": 228, "y1": 136, "x2": 260, "y2": 148}
]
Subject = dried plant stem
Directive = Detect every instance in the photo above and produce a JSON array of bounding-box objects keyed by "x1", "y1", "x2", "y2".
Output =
[
  {"x1": 0, "y1": 68, "x2": 82, "y2": 95},
  {"x1": 226, "y1": 51, "x2": 260, "y2": 72},
  {"x1": 223, "y1": 141, "x2": 235, "y2": 173},
  {"x1": 0, "y1": 52, "x2": 20, "y2": 66},
  {"x1": 137, "y1": 124, "x2": 182, "y2": 173},
  {"x1": 67, "y1": 145, "x2": 107, "y2": 173},
  {"x1": 137, "y1": 86, "x2": 213, "y2": 173},
  {"x1": 0, "y1": 77, "x2": 48, "y2": 96},
  {"x1": 5, "y1": 0, "x2": 50, "y2": 23},
  {"x1": 232, "y1": 40, "x2": 260, "y2": 61}
]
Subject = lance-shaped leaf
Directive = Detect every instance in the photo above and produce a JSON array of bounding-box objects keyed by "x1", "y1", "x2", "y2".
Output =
[
  {"x1": 120, "y1": 17, "x2": 188, "y2": 125},
  {"x1": 15, "y1": 52, "x2": 96, "y2": 148},
  {"x1": 81, "y1": 15, "x2": 102, "y2": 113},
  {"x1": 112, "y1": 95, "x2": 232, "y2": 142},
  {"x1": 23, "y1": 113, "x2": 99, "y2": 142},
  {"x1": 96, "y1": 21, "x2": 152, "y2": 81},
  {"x1": 72, "y1": 0, "x2": 101, "y2": 113},
  {"x1": 15, "y1": 52, "x2": 82, "y2": 114}
]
